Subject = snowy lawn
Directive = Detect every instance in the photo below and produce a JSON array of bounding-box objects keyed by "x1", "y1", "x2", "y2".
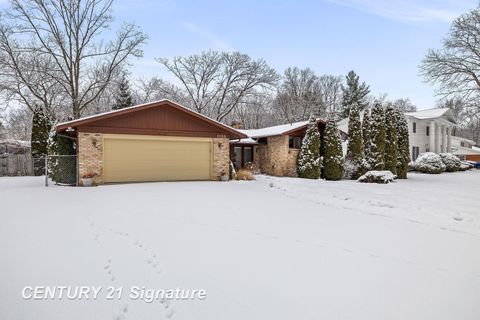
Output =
[{"x1": 1, "y1": 171, "x2": 480, "y2": 320}]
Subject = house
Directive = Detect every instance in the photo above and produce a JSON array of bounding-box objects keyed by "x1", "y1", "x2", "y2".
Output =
[
  {"x1": 230, "y1": 119, "x2": 327, "y2": 177},
  {"x1": 450, "y1": 136, "x2": 480, "y2": 161},
  {"x1": 404, "y1": 108, "x2": 456, "y2": 160},
  {"x1": 337, "y1": 107, "x2": 456, "y2": 161},
  {"x1": 56, "y1": 100, "x2": 246, "y2": 184}
]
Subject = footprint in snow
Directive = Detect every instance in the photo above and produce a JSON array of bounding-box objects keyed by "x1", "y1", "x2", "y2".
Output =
[
  {"x1": 113, "y1": 304, "x2": 128, "y2": 320},
  {"x1": 453, "y1": 217, "x2": 463, "y2": 221}
]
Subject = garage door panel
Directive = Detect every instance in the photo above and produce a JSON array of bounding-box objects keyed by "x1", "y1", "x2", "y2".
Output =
[{"x1": 103, "y1": 135, "x2": 212, "y2": 182}]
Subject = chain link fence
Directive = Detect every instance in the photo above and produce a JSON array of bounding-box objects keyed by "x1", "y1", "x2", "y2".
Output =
[{"x1": 45, "y1": 155, "x2": 78, "y2": 186}]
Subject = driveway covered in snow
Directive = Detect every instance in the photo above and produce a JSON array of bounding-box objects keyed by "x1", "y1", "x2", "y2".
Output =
[{"x1": 1, "y1": 171, "x2": 480, "y2": 320}]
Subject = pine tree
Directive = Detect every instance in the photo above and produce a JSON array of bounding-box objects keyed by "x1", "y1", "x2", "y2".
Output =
[
  {"x1": 323, "y1": 119, "x2": 344, "y2": 180},
  {"x1": 31, "y1": 104, "x2": 53, "y2": 174},
  {"x1": 297, "y1": 116, "x2": 321, "y2": 179},
  {"x1": 362, "y1": 109, "x2": 372, "y2": 165},
  {"x1": 112, "y1": 74, "x2": 134, "y2": 110},
  {"x1": 384, "y1": 106, "x2": 398, "y2": 175},
  {"x1": 48, "y1": 131, "x2": 76, "y2": 185},
  {"x1": 396, "y1": 110, "x2": 410, "y2": 179},
  {"x1": 369, "y1": 102, "x2": 386, "y2": 170},
  {"x1": 341, "y1": 70, "x2": 370, "y2": 118},
  {"x1": 345, "y1": 102, "x2": 366, "y2": 179}
]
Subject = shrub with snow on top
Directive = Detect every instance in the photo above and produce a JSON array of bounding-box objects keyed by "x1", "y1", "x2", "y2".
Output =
[
  {"x1": 357, "y1": 170, "x2": 396, "y2": 184},
  {"x1": 438, "y1": 153, "x2": 462, "y2": 172},
  {"x1": 414, "y1": 152, "x2": 446, "y2": 174}
]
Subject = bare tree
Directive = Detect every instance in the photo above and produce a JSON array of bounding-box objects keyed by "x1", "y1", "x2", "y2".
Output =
[
  {"x1": 134, "y1": 77, "x2": 189, "y2": 106},
  {"x1": 273, "y1": 67, "x2": 323, "y2": 123},
  {"x1": 390, "y1": 98, "x2": 417, "y2": 113},
  {"x1": 0, "y1": 0, "x2": 147, "y2": 119},
  {"x1": 230, "y1": 90, "x2": 275, "y2": 129},
  {"x1": 420, "y1": 8, "x2": 480, "y2": 112},
  {"x1": 156, "y1": 51, "x2": 279, "y2": 121},
  {"x1": 318, "y1": 75, "x2": 343, "y2": 116}
]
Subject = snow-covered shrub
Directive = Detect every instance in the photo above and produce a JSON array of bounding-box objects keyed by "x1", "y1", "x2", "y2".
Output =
[
  {"x1": 235, "y1": 169, "x2": 255, "y2": 181},
  {"x1": 344, "y1": 103, "x2": 367, "y2": 179},
  {"x1": 408, "y1": 161, "x2": 416, "y2": 172},
  {"x1": 396, "y1": 111, "x2": 410, "y2": 178},
  {"x1": 414, "y1": 152, "x2": 446, "y2": 174},
  {"x1": 439, "y1": 153, "x2": 462, "y2": 172},
  {"x1": 323, "y1": 119, "x2": 344, "y2": 180},
  {"x1": 357, "y1": 170, "x2": 396, "y2": 184},
  {"x1": 297, "y1": 116, "x2": 321, "y2": 179}
]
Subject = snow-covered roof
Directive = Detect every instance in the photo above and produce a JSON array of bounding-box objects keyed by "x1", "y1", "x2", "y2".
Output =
[
  {"x1": 0, "y1": 139, "x2": 31, "y2": 147},
  {"x1": 473, "y1": 146, "x2": 480, "y2": 152},
  {"x1": 230, "y1": 137, "x2": 258, "y2": 144},
  {"x1": 452, "y1": 146, "x2": 480, "y2": 156},
  {"x1": 451, "y1": 135, "x2": 476, "y2": 145},
  {"x1": 405, "y1": 108, "x2": 455, "y2": 122},
  {"x1": 240, "y1": 119, "x2": 328, "y2": 138}
]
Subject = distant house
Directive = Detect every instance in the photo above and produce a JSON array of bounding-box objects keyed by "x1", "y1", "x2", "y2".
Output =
[
  {"x1": 230, "y1": 119, "x2": 327, "y2": 177},
  {"x1": 404, "y1": 108, "x2": 456, "y2": 160},
  {"x1": 450, "y1": 136, "x2": 480, "y2": 161},
  {"x1": 338, "y1": 108, "x2": 457, "y2": 161}
]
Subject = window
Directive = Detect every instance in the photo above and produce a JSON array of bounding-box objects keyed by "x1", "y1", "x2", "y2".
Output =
[
  {"x1": 289, "y1": 136, "x2": 302, "y2": 149},
  {"x1": 461, "y1": 141, "x2": 465, "y2": 147},
  {"x1": 412, "y1": 146, "x2": 420, "y2": 161},
  {"x1": 244, "y1": 146, "x2": 253, "y2": 163},
  {"x1": 426, "y1": 126, "x2": 429, "y2": 136},
  {"x1": 413, "y1": 122, "x2": 416, "y2": 133}
]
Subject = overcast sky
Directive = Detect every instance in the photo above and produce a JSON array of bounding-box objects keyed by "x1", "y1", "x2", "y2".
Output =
[{"x1": 1, "y1": 0, "x2": 477, "y2": 109}]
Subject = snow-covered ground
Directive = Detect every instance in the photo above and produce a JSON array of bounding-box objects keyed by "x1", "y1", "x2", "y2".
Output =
[{"x1": 1, "y1": 171, "x2": 480, "y2": 320}]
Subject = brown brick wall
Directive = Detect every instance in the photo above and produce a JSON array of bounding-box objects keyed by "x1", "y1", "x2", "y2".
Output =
[
  {"x1": 78, "y1": 132, "x2": 104, "y2": 184},
  {"x1": 253, "y1": 135, "x2": 299, "y2": 177},
  {"x1": 213, "y1": 137, "x2": 230, "y2": 180}
]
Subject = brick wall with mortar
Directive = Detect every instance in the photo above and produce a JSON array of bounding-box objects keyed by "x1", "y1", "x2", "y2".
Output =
[
  {"x1": 253, "y1": 135, "x2": 299, "y2": 177},
  {"x1": 78, "y1": 132, "x2": 104, "y2": 184},
  {"x1": 213, "y1": 137, "x2": 230, "y2": 180}
]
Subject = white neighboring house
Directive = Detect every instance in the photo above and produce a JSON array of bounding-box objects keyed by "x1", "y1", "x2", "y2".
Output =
[
  {"x1": 337, "y1": 108, "x2": 456, "y2": 161},
  {"x1": 450, "y1": 136, "x2": 480, "y2": 161},
  {"x1": 404, "y1": 108, "x2": 456, "y2": 161}
]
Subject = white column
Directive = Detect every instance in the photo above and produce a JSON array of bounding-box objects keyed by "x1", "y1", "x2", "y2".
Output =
[
  {"x1": 441, "y1": 125, "x2": 446, "y2": 153},
  {"x1": 447, "y1": 127, "x2": 452, "y2": 152},
  {"x1": 434, "y1": 122, "x2": 440, "y2": 153},
  {"x1": 429, "y1": 121, "x2": 435, "y2": 152}
]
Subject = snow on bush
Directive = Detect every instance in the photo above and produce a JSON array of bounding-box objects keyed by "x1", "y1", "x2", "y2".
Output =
[
  {"x1": 414, "y1": 152, "x2": 446, "y2": 174},
  {"x1": 357, "y1": 170, "x2": 396, "y2": 184},
  {"x1": 439, "y1": 153, "x2": 462, "y2": 172}
]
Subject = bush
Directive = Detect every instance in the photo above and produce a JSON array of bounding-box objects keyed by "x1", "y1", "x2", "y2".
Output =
[
  {"x1": 460, "y1": 161, "x2": 474, "y2": 171},
  {"x1": 414, "y1": 152, "x2": 446, "y2": 174},
  {"x1": 357, "y1": 170, "x2": 396, "y2": 184},
  {"x1": 235, "y1": 169, "x2": 255, "y2": 181},
  {"x1": 439, "y1": 153, "x2": 462, "y2": 172}
]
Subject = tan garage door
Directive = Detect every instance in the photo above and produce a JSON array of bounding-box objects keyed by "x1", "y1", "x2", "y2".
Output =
[{"x1": 103, "y1": 134, "x2": 212, "y2": 182}]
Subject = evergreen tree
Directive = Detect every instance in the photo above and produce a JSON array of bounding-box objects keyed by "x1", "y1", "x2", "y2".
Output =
[
  {"x1": 396, "y1": 110, "x2": 410, "y2": 179},
  {"x1": 49, "y1": 132, "x2": 76, "y2": 185},
  {"x1": 341, "y1": 70, "x2": 370, "y2": 118},
  {"x1": 345, "y1": 102, "x2": 366, "y2": 179},
  {"x1": 31, "y1": 105, "x2": 54, "y2": 175},
  {"x1": 362, "y1": 109, "x2": 372, "y2": 165},
  {"x1": 297, "y1": 116, "x2": 321, "y2": 179},
  {"x1": 384, "y1": 106, "x2": 398, "y2": 174},
  {"x1": 369, "y1": 102, "x2": 386, "y2": 170},
  {"x1": 112, "y1": 74, "x2": 134, "y2": 110},
  {"x1": 323, "y1": 119, "x2": 344, "y2": 180}
]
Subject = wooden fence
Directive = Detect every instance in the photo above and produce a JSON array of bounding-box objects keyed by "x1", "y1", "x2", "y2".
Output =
[{"x1": 0, "y1": 154, "x2": 33, "y2": 176}]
